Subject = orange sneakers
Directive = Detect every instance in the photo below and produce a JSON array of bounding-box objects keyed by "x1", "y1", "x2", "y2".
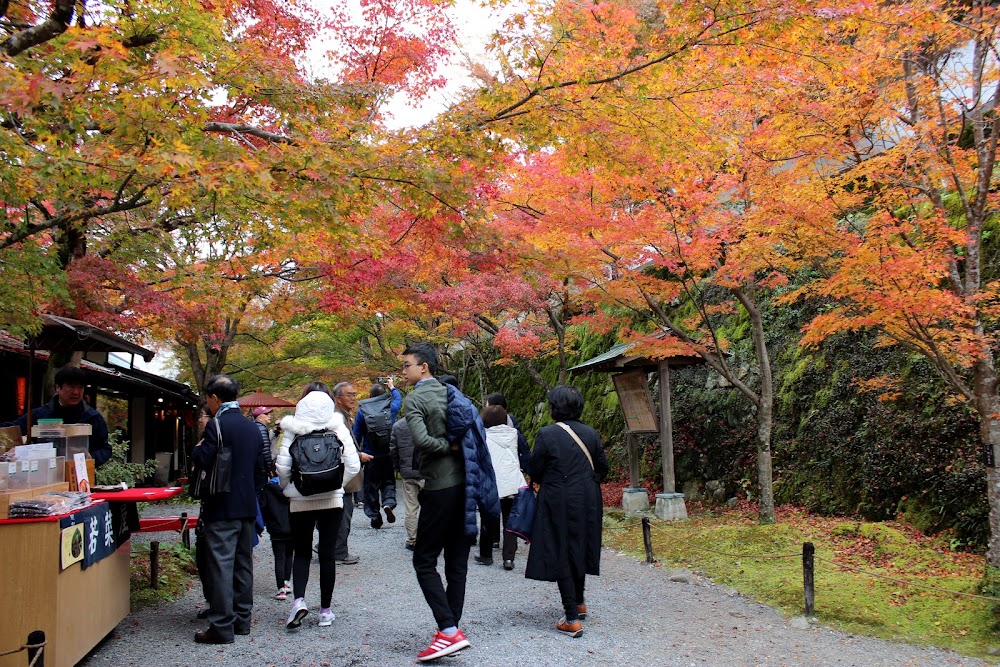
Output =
[{"x1": 556, "y1": 618, "x2": 584, "y2": 638}]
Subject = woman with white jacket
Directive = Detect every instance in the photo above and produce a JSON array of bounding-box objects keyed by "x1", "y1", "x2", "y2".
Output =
[
  {"x1": 276, "y1": 383, "x2": 361, "y2": 630},
  {"x1": 475, "y1": 405, "x2": 527, "y2": 570}
]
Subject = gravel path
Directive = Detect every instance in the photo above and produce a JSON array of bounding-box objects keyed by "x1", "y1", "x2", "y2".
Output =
[{"x1": 80, "y1": 502, "x2": 987, "y2": 667}]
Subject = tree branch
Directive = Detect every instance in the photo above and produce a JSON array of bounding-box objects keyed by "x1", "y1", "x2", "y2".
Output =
[{"x1": 2, "y1": 0, "x2": 74, "y2": 56}]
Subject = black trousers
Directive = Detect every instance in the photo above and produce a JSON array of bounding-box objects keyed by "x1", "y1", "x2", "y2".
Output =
[
  {"x1": 479, "y1": 496, "x2": 517, "y2": 561},
  {"x1": 557, "y1": 575, "x2": 586, "y2": 621},
  {"x1": 362, "y1": 457, "x2": 398, "y2": 519},
  {"x1": 271, "y1": 538, "x2": 293, "y2": 589},
  {"x1": 334, "y1": 498, "x2": 353, "y2": 560},
  {"x1": 412, "y1": 484, "x2": 470, "y2": 630},
  {"x1": 291, "y1": 507, "x2": 342, "y2": 608},
  {"x1": 200, "y1": 518, "x2": 255, "y2": 639}
]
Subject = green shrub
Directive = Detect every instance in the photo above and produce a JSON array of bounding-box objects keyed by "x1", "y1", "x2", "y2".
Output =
[{"x1": 95, "y1": 431, "x2": 157, "y2": 486}]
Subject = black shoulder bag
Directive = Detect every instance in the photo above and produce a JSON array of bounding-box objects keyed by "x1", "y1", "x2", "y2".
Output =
[{"x1": 190, "y1": 417, "x2": 233, "y2": 499}]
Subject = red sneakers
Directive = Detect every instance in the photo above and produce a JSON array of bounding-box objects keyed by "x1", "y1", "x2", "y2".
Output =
[{"x1": 417, "y1": 629, "x2": 470, "y2": 661}]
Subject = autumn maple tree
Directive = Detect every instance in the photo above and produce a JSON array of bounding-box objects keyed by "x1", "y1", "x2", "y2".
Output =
[{"x1": 457, "y1": 0, "x2": 1000, "y2": 559}]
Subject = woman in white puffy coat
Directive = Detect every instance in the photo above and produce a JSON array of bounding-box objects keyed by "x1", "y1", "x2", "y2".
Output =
[
  {"x1": 275, "y1": 384, "x2": 361, "y2": 630},
  {"x1": 475, "y1": 405, "x2": 527, "y2": 570}
]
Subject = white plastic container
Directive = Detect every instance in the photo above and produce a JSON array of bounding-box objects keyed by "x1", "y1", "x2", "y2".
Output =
[
  {"x1": 48, "y1": 456, "x2": 65, "y2": 485},
  {"x1": 27, "y1": 458, "x2": 47, "y2": 488},
  {"x1": 9, "y1": 460, "x2": 28, "y2": 491}
]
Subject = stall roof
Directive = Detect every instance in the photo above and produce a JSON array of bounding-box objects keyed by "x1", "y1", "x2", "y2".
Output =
[
  {"x1": 27, "y1": 314, "x2": 154, "y2": 362},
  {"x1": 569, "y1": 336, "x2": 704, "y2": 374},
  {"x1": 84, "y1": 361, "x2": 198, "y2": 406}
]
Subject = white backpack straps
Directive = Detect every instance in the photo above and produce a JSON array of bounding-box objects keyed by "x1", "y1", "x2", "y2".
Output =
[{"x1": 556, "y1": 422, "x2": 594, "y2": 470}]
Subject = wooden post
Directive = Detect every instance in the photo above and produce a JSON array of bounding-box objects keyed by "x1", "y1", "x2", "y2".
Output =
[
  {"x1": 150, "y1": 540, "x2": 160, "y2": 589},
  {"x1": 802, "y1": 542, "x2": 815, "y2": 616},
  {"x1": 626, "y1": 432, "x2": 640, "y2": 489},
  {"x1": 641, "y1": 517, "x2": 655, "y2": 563},
  {"x1": 658, "y1": 361, "x2": 675, "y2": 494},
  {"x1": 27, "y1": 630, "x2": 44, "y2": 667}
]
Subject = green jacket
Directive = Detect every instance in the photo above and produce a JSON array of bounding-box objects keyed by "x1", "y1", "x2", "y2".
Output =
[{"x1": 404, "y1": 378, "x2": 464, "y2": 491}]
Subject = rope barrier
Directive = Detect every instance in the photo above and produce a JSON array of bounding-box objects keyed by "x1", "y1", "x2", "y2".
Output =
[
  {"x1": 0, "y1": 641, "x2": 45, "y2": 659},
  {"x1": 648, "y1": 523, "x2": 1000, "y2": 604},
  {"x1": 28, "y1": 643, "x2": 44, "y2": 667},
  {"x1": 813, "y1": 555, "x2": 1000, "y2": 602},
  {"x1": 653, "y1": 525, "x2": 802, "y2": 560}
]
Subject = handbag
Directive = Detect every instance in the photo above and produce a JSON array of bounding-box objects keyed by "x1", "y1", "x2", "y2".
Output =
[
  {"x1": 190, "y1": 417, "x2": 232, "y2": 499},
  {"x1": 505, "y1": 485, "x2": 536, "y2": 543},
  {"x1": 343, "y1": 466, "x2": 363, "y2": 494}
]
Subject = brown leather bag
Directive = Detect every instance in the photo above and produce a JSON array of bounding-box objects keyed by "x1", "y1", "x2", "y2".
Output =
[{"x1": 343, "y1": 467, "x2": 363, "y2": 493}]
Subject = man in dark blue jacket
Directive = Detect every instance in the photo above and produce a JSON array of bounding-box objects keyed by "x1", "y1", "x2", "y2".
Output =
[
  {"x1": 191, "y1": 374, "x2": 266, "y2": 644},
  {"x1": 353, "y1": 377, "x2": 402, "y2": 528},
  {"x1": 2, "y1": 366, "x2": 111, "y2": 466}
]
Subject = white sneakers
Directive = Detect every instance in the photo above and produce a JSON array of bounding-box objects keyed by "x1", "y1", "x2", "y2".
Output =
[
  {"x1": 286, "y1": 598, "x2": 308, "y2": 629},
  {"x1": 286, "y1": 598, "x2": 334, "y2": 629}
]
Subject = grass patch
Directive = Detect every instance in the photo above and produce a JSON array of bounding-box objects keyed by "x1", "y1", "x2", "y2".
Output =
[
  {"x1": 603, "y1": 502, "x2": 999, "y2": 660},
  {"x1": 129, "y1": 541, "x2": 198, "y2": 610}
]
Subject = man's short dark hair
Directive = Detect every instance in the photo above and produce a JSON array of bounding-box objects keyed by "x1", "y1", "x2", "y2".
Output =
[
  {"x1": 481, "y1": 404, "x2": 508, "y2": 428},
  {"x1": 438, "y1": 373, "x2": 459, "y2": 388},
  {"x1": 548, "y1": 385, "x2": 584, "y2": 422},
  {"x1": 485, "y1": 392, "x2": 507, "y2": 409},
  {"x1": 204, "y1": 374, "x2": 239, "y2": 402},
  {"x1": 403, "y1": 343, "x2": 439, "y2": 376},
  {"x1": 369, "y1": 383, "x2": 387, "y2": 398},
  {"x1": 54, "y1": 366, "x2": 86, "y2": 387}
]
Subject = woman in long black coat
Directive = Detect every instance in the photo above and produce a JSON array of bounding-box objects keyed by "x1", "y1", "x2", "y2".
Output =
[{"x1": 525, "y1": 385, "x2": 609, "y2": 638}]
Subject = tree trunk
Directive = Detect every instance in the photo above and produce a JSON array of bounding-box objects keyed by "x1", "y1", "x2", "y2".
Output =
[
  {"x1": 735, "y1": 281, "x2": 776, "y2": 524},
  {"x1": 756, "y1": 397, "x2": 775, "y2": 524},
  {"x1": 973, "y1": 355, "x2": 1000, "y2": 567}
]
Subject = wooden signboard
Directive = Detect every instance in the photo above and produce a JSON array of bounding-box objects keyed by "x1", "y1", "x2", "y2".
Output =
[{"x1": 612, "y1": 370, "x2": 659, "y2": 433}]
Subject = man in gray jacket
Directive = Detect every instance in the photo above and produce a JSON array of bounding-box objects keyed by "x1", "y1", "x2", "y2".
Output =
[{"x1": 389, "y1": 417, "x2": 423, "y2": 550}]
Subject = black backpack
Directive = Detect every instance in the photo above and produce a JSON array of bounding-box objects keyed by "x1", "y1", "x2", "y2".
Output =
[
  {"x1": 289, "y1": 430, "x2": 345, "y2": 496},
  {"x1": 358, "y1": 393, "x2": 393, "y2": 455}
]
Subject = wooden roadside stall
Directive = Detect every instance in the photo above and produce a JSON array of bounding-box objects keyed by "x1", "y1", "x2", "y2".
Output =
[
  {"x1": 0, "y1": 316, "x2": 155, "y2": 667},
  {"x1": 569, "y1": 337, "x2": 703, "y2": 520}
]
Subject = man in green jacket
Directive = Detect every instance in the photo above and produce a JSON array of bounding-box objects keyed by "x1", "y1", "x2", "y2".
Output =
[{"x1": 401, "y1": 342, "x2": 471, "y2": 662}]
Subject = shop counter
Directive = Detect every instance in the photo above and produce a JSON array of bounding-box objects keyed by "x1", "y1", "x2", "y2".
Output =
[{"x1": 0, "y1": 502, "x2": 130, "y2": 667}]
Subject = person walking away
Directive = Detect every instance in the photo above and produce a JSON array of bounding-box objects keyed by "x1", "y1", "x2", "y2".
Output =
[
  {"x1": 252, "y1": 407, "x2": 276, "y2": 475},
  {"x1": 191, "y1": 374, "x2": 266, "y2": 644},
  {"x1": 475, "y1": 405, "x2": 526, "y2": 570},
  {"x1": 389, "y1": 416, "x2": 423, "y2": 549},
  {"x1": 276, "y1": 384, "x2": 361, "y2": 629},
  {"x1": 354, "y1": 378, "x2": 402, "y2": 528},
  {"x1": 260, "y1": 475, "x2": 294, "y2": 600},
  {"x1": 525, "y1": 385, "x2": 608, "y2": 639},
  {"x1": 484, "y1": 392, "x2": 531, "y2": 472},
  {"x1": 332, "y1": 381, "x2": 362, "y2": 565}
]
